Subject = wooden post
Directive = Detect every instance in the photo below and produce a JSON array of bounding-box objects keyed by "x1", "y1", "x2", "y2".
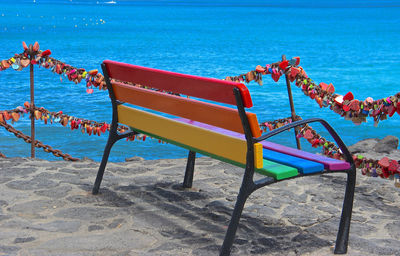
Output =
[
  {"x1": 282, "y1": 55, "x2": 301, "y2": 150},
  {"x1": 29, "y1": 47, "x2": 35, "y2": 158}
]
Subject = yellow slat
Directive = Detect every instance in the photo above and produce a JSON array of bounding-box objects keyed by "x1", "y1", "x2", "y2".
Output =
[
  {"x1": 118, "y1": 105, "x2": 263, "y2": 168},
  {"x1": 254, "y1": 143, "x2": 263, "y2": 169}
]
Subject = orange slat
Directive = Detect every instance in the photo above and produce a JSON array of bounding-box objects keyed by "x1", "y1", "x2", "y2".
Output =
[
  {"x1": 103, "y1": 60, "x2": 253, "y2": 108},
  {"x1": 113, "y1": 82, "x2": 262, "y2": 137}
]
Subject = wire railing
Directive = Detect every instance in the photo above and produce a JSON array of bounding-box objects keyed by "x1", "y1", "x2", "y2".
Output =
[{"x1": 0, "y1": 42, "x2": 399, "y2": 187}]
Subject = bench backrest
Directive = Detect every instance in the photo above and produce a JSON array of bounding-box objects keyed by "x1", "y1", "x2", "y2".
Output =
[{"x1": 102, "y1": 60, "x2": 263, "y2": 168}]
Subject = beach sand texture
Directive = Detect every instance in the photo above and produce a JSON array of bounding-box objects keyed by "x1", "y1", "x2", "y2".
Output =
[{"x1": 0, "y1": 156, "x2": 399, "y2": 256}]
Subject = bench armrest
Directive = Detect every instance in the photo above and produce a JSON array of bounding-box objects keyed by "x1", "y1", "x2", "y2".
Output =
[{"x1": 254, "y1": 118, "x2": 354, "y2": 165}]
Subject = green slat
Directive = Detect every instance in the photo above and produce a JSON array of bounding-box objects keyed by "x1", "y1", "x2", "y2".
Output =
[{"x1": 255, "y1": 159, "x2": 299, "y2": 180}]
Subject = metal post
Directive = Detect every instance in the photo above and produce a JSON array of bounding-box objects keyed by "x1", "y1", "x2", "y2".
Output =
[
  {"x1": 183, "y1": 150, "x2": 196, "y2": 188},
  {"x1": 29, "y1": 49, "x2": 35, "y2": 158},
  {"x1": 282, "y1": 55, "x2": 301, "y2": 150}
]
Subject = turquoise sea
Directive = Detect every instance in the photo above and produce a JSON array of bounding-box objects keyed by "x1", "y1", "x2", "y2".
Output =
[{"x1": 0, "y1": 0, "x2": 399, "y2": 161}]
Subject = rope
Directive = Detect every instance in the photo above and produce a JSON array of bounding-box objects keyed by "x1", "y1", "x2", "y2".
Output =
[
  {"x1": 260, "y1": 116, "x2": 400, "y2": 180},
  {"x1": 227, "y1": 57, "x2": 400, "y2": 126},
  {"x1": 0, "y1": 121, "x2": 79, "y2": 161}
]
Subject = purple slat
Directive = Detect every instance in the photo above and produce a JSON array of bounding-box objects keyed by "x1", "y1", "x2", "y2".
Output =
[{"x1": 177, "y1": 118, "x2": 350, "y2": 171}]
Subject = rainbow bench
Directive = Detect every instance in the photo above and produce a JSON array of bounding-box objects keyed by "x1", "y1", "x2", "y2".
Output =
[{"x1": 92, "y1": 60, "x2": 356, "y2": 256}]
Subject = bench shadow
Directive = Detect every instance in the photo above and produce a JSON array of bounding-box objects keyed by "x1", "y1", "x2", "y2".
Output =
[{"x1": 94, "y1": 181, "x2": 332, "y2": 255}]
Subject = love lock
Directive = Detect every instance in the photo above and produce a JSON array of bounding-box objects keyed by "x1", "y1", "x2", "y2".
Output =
[
  {"x1": 20, "y1": 57, "x2": 30, "y2": 68},
  {"x1": 11, "y1": 61, "x2": 20, "y2": 71}
]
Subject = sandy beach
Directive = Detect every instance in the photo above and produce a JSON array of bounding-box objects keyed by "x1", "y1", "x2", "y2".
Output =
[{"x1": 0, "y1": 156, "x2": 399, "y2": 256}]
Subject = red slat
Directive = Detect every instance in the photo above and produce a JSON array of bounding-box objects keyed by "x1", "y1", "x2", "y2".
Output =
[{"x1": 103, "y1": 60, "x2": 253, "y2": 108}]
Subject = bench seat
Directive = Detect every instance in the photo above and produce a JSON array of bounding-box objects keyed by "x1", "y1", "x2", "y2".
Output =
[
  {"x1": 263, "y1": 149, "x2": 324, "y2": 174},
  {"x1": 176, "y1": 118, "x2": 350, "y2": 172},
  {"x1": 261, "y1": 141, "x2": 350, "y2": 170},
  {"x1": 127, "y1": 124, "x2": 299, "y2": 181}
]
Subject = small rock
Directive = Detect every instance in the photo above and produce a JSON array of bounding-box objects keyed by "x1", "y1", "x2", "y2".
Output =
[
  {"x1": 6, "y1": 175, "x2": 59, "y2": 190},
  {"x1": 0, "y1": 215, "x2": 11, "y2": 222},
  {"x1": 373, "y1": 135, "x2": 399, "y2": 153},
  {"x1": 108, "y1": 218, "x2": 125, "y2": 229},
  {"x1": 348, "y1": 138, "x2": 379, "y2": 153},
  {"x1": 282, "y1": 204, "x2": 332, "y2": 227},
  {"x1": 149, "y1": 242, "x2": 185, "y2": 253},
  {"x1": 14, "y1": 237, "x2": 35, "y2": 243},
  {"x1": 0, "y1": 200, "x2": 8, "y2": 207},
  {"x1": 88, "y1": 225, "x2": 104, "y2": 232},
  {"x1": 54, "y1": 207, "x2": 117, "y2": 220},
  {"x1": 0, "y1": 245, "x2": 20, "y2": 254},
  {"x1": 385, "y1": 221, "x2": 400, "y2": 239},
  {"x1": 125, "y1": 156, "x2": 145, "y2": 162},
  {"x1": 81, "y1": 157, "x2": 94, "y2": 162},
  {"x1": 34, "y1": 185, "x2": 73, "y2": 199},
  {"x1": 31, "y1": 220, "x2": 81, "y2": 233}
]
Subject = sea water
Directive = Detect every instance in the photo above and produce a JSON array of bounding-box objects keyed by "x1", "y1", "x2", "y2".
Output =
[{"x1": 0, "y1": 0, "x2": 399, "y2": 161}]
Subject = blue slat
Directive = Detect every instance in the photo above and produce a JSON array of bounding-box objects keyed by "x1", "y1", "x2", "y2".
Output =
[{"x1": 263, "y1": 149, "x2": 324, "y2": 174}]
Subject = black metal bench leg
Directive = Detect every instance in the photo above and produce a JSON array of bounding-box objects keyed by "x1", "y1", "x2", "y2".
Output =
[
  {"x1": 220, "y1": 186, "x2": 250, "y2": 256},
  {"x1": 183, "y1": 150, "x2": 196, "y2": 188},
  {"x1": 92, "y1": 135, "x2": 118, "y2": 195},
  {"x1": 334, "y1": 166, "x2": 356, "y2": 254}
]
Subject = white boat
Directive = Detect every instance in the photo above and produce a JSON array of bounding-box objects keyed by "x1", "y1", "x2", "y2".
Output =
[{"x1": 105, "y1": 0, "x2": 116, "y2": 4}]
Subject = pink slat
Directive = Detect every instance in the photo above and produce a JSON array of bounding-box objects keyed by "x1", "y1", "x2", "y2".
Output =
[
  {"x1": 103, "y1": 60, "x2": 253, "y2": 108},
  {"x1": 178, "y1": 118, "x2": 350, "y2": 171}
]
